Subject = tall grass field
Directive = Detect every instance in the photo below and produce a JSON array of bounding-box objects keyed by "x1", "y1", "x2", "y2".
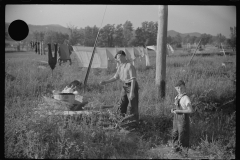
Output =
[{"x1": 5, "y1": 49, "x2": 236, "y2": 159}]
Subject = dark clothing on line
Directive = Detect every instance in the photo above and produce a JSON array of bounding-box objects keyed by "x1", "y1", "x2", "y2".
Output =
[
  {"x1": 172, "y1": 93, "x2": 190, "y2": 150},
  {"x1": 58, "y1": 58, "x2": 72, "y2": 65}
]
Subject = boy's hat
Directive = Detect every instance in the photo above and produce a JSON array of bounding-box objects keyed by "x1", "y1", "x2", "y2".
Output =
[
  {"x1": 175, "y1": 80, "x2": 185, "y2": 87},
  {"x1": 115, "y1": 50, "x2": 126, "y2": 59}
]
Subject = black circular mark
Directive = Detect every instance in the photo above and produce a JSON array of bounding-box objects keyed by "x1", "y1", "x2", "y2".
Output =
[
  {"x1": 140, "y1": 0, "x2": 150, "y2": 2},
  {"x1": 199, "y1": 0, "x2": 210, "y2": 2},
  {"x1": 8, "y1": 20, "x2": 29, "y2": 41}
]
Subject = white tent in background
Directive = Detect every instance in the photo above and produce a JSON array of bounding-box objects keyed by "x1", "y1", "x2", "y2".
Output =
[
  {"x1": 72, "y1": 46, "x2": 108, "y2": 68},
  {"x1": 146, "y1": 45, "x2": 156, "y2": 51},
  {"x1": 147, "y1": 44, "x2": 174, "y2": 54},
  {"x1": 72, "y1": 46, "x2": 150, "y2": 69}
]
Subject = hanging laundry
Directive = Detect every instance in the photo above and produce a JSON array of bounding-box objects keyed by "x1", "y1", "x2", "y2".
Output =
[
  {"x1": 72, "y1": 46, "x2": 149, "y2": 69},
  {"x1": 35, "y1": 42, "x2": 38, "y2": 54},
  {"x1": 144, "y1": 47, "x2": 150, "y2": 66},
  {"x1": 48, "y1": 43, "x2": 58, "y2": 70},
  {"x1": 72, "y1": 46, "x2": 108, "y2": 68},
  {"x1": 58, "y1": 44, "x2": 71, "y2": 60}
]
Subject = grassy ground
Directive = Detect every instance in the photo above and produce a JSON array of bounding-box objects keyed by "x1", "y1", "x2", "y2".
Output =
[{"x1": 5, "y1": 49, "x2": 236, "y2": 159}]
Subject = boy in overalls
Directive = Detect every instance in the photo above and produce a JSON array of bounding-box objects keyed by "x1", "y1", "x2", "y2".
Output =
[{"x1": 171, "y1": 80, "x2": 193, "y2": 152}]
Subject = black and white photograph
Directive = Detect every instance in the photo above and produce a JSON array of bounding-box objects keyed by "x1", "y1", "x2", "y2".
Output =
[{"x1": 5, "y1": 5, "x2": 236, "y2": 159}]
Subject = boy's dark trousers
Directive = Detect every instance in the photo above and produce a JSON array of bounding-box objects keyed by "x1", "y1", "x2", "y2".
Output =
[
  {"x1": 172, "y1": 94, "x2": 190, "y2": 150},
  {"x1": 117, "y1": 81, "x2": 139, "y2": 125}
]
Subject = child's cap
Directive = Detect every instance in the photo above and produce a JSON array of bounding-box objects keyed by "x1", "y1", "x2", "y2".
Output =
[{"x1": 175, "y1": 80, "x2": 185, "y2": 87}]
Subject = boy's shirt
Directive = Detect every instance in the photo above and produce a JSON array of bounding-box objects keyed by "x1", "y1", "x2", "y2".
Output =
[
  {"x1": 175, "y1": 94, "x2": 192, "y2": 110},
  {"x1": 114, "y1": 62, "x2": 137, "y2": 83}
]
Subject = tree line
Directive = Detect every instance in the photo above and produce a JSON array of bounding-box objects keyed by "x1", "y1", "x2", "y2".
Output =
[{"x1": 6, "y1": 21, "x2": 236, "y2": 51}]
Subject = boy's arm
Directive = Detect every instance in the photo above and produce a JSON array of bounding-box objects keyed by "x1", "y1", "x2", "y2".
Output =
[
  {"x1": 104, "y1": 76, "x2": 118, "y2": 83},
  {"x1": 101, "y1": 67, "x2": 119, "y2": 85},
  {"x1": 175, "y1": 97, "x2": 194, "y2": 114}
]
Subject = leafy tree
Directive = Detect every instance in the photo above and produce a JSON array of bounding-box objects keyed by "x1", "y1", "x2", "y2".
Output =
[
  {"x1": 140, "y1": 21, "x2": 158, "y2": 46},
  {"x1": 113, "y1": 24, "x2": 124, "y2": 47},
  {"x1": 123, "y1": 20, "x2": 134, "y2": 47},
  {"x1": 183, "y1": 35, "x2": 191, "y2": 44},
  {"x1": 67, "y1": 24, "x2": 81, "y2": 45},
  {"x1": 200, "y1": 33, "x2": 212, "y2": 47},
  {"x1": 44, "y1": 31, "x2": 69, "y2": 44},
  {"x1": 167, "y1": 36, "x2": 173, "y2": 44},
  {"x1": 39, "y1": 32, "x2": 45, "y2": 41},
  {"x1": 76, "y1": 28, "x2": 85, "y2": 46},
  {"x1": 128, "y1": 36, "x2": 137, "y2": 47},
  {"x1": 216, "y1": 33, "x2": 226, "y2": 48},
  {"x1": 189, "y1": 36, "x2": 197, "y2": 45},
  {"x1": 148, "y1": 21, "x2": 157, "y2": 45},
  {"x1": 227, "y1": 26, "x2": 236, "y2": 50},
  {"x1": 130, "y1": 27, "x2": 145, "y2": 46},
  {"x1": 175, "y1": 34, "x2": 182, "y2": 44},
  {"x1": 195, "y1": 36, "x2": 202, "y2": 45},
  {"x1": 44, "y1": 31, "x2": 54, "y2": 43},
  {"x1": 33, "y1": 31, "x2": 40, "y2": 41},
  {"x1": 207, "y1": 35, "x2": 214, "y2": 45},
  {"x1": 84, "y1": 25, "x2": 99, "y2": 46},
  {"x1": 172, "y1": 33, "x2": 182, "y2": 48},
  {"x1": 98, "y1": 24, "x2": 115, "y2": 47}
]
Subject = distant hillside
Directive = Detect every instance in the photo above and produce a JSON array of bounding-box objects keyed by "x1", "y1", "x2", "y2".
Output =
[
  {"x1": 5, "y1": 22, "x2": 202, "y2": 40},
  {"x1": 5, "y1": 23, "x2": 70, "y2": 35},
  {"x1": 28, "y1": 24, "x2": 70, "y2": 34},
  {"x1": 167, "y1": 30, "x2": 202, "y2": 37}
]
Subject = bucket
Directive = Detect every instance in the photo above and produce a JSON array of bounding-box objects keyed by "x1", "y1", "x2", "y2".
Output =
[{"x1": 53, "y1": 93, "x2": 75, "y2": 103}]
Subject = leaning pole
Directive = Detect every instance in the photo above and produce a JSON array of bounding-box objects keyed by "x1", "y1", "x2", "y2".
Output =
[{"x1": 156, "y1": 5, "x2": 168, "y2": 100}]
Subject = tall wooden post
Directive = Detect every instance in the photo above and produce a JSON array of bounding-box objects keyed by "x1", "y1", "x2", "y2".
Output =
[{"x1": 156, "y1": 5, "x2": 168, "y2": 100}]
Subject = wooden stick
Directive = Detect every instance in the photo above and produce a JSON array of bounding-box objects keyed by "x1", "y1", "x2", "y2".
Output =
[
  {"x1": 83, "y1": 5, "x2": 108, "y2": 93},
  {"x1": 187, "y1": 38, "x2": 202, "y2": 67}
]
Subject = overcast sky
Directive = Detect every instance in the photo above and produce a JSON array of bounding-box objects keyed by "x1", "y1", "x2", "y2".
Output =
[{"x1": 5, "y1": 5, "x2": 236, "y2": 38}]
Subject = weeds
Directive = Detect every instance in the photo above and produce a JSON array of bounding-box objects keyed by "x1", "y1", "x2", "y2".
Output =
[{"x1": 5, "y1": 52, "x2": 235, "y2": 159}]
